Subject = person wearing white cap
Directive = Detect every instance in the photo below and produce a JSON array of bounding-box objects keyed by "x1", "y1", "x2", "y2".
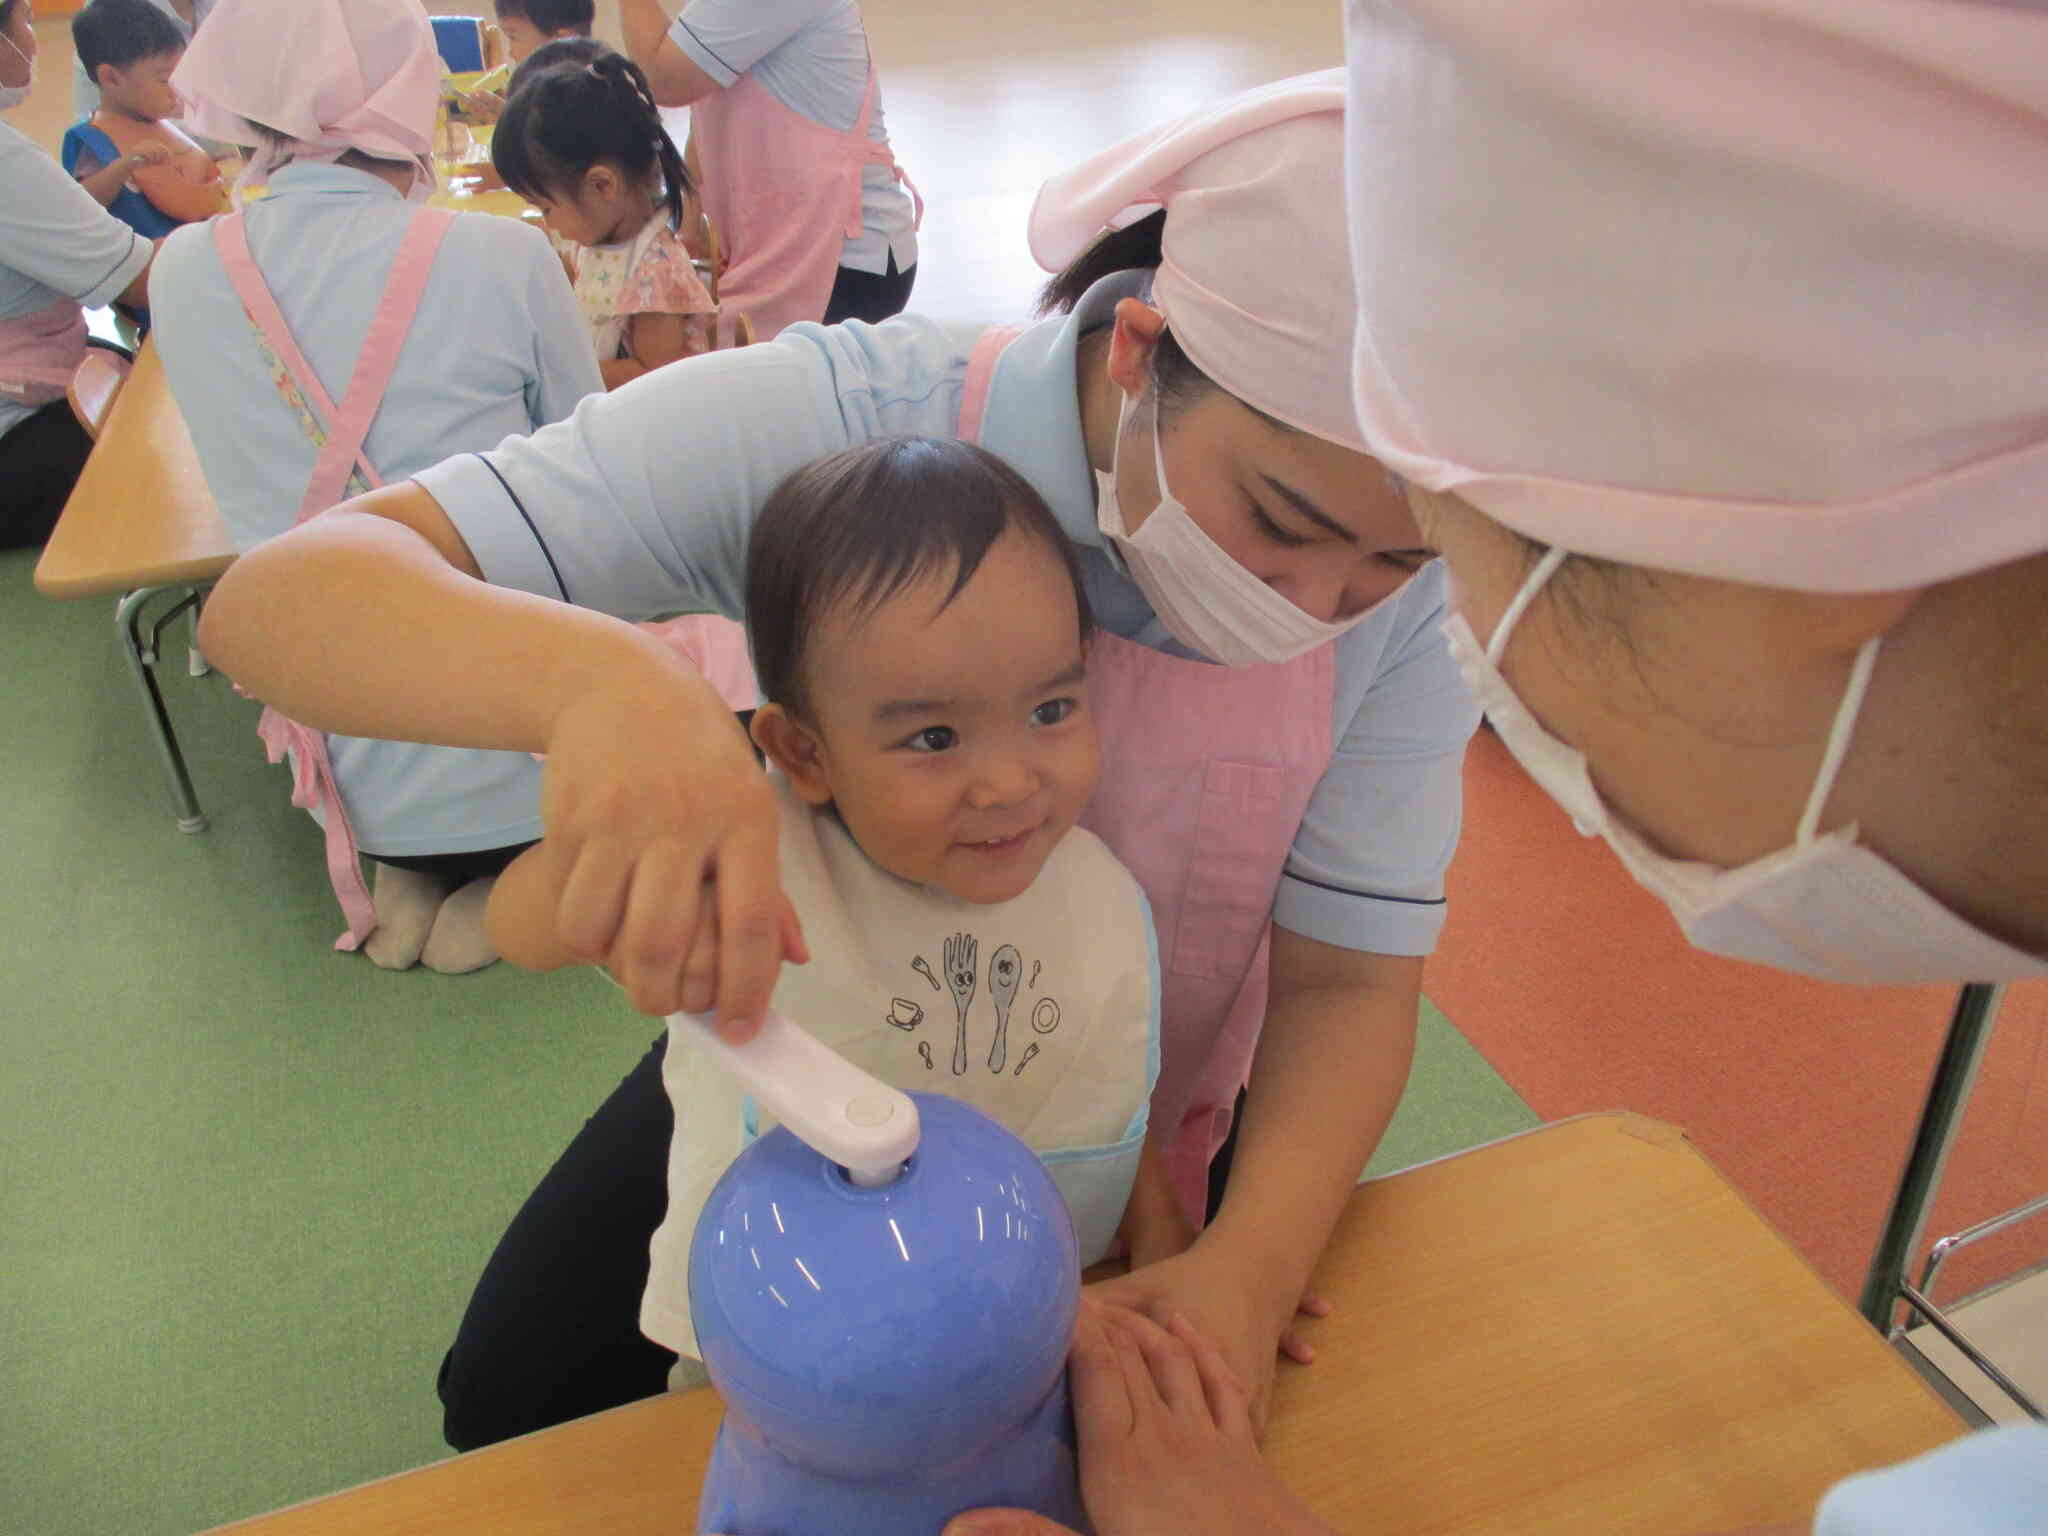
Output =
[
  {"x1": 197, "y1": 72, "x2": 1482, "y2": 1451},
  {"x1": 150, "y1": 0, "x2": 601, "y2": 973},
  {"x1": 942, "y1": 3, "x2": 2048, "y2": 1534}
]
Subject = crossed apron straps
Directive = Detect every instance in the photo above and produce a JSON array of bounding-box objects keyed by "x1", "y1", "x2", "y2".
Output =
[{"x1": 211, "y1": 207, "x2": 456, "y2": 950}]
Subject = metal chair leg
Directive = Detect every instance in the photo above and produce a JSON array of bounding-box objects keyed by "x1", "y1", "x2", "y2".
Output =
[
  {"x1": 1857, "y1": 983, "x2": 2006, "y2": 1332},
  {"x1": 114, "y1": 585, "x2": 210, "y2": 833}
]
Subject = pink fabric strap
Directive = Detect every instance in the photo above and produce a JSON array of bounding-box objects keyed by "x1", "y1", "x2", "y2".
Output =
[
  {"x1": 256, "y1": 708, "x2": 379, "y2": 950},
  {"x1": 212, "y1": 207, "x2": 454, "y2": 518},
  {"x1": 213, "y1": 205, "x2": 456, "y2": 950},
  {"x1": 955, "y1": 324, "x2": 1025, "y2": 446}
]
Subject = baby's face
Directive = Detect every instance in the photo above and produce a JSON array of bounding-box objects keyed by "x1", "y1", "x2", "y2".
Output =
[{"x1": 798, "y1": 531, "x2": 1100, "y2": 905}]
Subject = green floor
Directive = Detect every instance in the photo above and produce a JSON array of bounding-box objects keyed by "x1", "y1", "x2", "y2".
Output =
[{"x1": 1, "y1": 546, "x2": 1536, "y2": 1536}]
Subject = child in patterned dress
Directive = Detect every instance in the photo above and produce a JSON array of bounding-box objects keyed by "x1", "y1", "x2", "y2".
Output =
[{"x1": 492, "y1": 44, "x2": 716, "y2": 387}]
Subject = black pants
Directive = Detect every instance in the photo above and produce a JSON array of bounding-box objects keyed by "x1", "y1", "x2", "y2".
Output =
[
  {"x1": 821, "y1": 251, "x2": 916, "y2": 326},
  {"x1": 438, "y1": 1034, "x2": 679, "y2": 1451},
  {"x1": 1, "y1": 402, "x2": 93, "y2": 551},
  {"x1": 437, "y1": 1033, "x2": 1249, "y2": 1452},
  {"x1": 369, "y1": 840, "x2": 536, "y2": 887}
]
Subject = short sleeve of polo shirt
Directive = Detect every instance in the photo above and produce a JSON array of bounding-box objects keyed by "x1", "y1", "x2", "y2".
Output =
[
  {"x1": 410, "y1": 316, "x2": 971, "y2": 624},
  {"x1": 1276, "y1": 558, "x2": 1480, "y2": 957},
  {"x1": 667, "y1": 0, "x2": 838, "y2": 88},
  {"x1": 0, "y1": 125, "x2": 151, "y2": 312}
]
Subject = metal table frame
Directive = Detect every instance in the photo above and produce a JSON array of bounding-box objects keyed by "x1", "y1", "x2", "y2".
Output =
[{"x1": 1859, "y1": 982, "x2": 2045, "y2": 1420}]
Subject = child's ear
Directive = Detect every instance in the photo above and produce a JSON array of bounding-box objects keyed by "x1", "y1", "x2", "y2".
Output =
[
  {"x1": 750, "y1": 704, "x2": 834, "y2": 806},
  {"x1": 584, "y1": 161, "x2": 620, "y2": 202},
  {"x1": 94, "y1": 61, "x2": 121, "y2": 91}
]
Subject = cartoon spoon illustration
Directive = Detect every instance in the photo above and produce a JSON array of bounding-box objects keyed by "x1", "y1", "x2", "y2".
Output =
[
  {"x1": 944, "y1": 932, "x2": 977, "y2": 1076},
  {"x1": 987, "y1": 944, "x2": 1021, "y2": 1073},
  {"x1": 1013, "y1": 1043, "x2": 1040, "y2": 1076},
  {"x1": 918, "y1": 1041, "x2": 934, "y2": 1071}
]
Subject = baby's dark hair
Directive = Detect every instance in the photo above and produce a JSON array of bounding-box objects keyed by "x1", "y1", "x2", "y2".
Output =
[
  {"x1": 493, "y1": 0, "x2": 594, "y2": 34},
  {"x1": 74, "y1": 0, "x2": 187, "y2": 85},
  {"x1": 493, "y1": 45, "x2": 691, "y2": 233},
  {"x1": 746, "y1": 437, "x2": 1093, "y2": 721}
]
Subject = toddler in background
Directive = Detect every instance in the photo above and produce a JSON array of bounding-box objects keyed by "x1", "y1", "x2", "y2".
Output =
[
  {"x1": 486, "y1": 434, "x2": 1160, "y2": 1376},
  {"x1": 63, "y1": 0, "x2": 225, "y2": 242},
  {"x1": 493, "y1": 45, "x2": 716, "y2": 386},
  {"x1": 455, "y1": 0, "x2": 593, "y2": 119}
]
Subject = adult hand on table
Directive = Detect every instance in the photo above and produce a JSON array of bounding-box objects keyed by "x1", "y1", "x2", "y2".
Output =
[
  {"x1": 942, "y1": 1301, "x2": 1336, "y2": 1536},
  {"x1": 529, "y1": 660, "x2": 807, "y2": 1035},
  {"x1": 1086, "y1": 1242, "x2": 1331, "y2": 1437}
]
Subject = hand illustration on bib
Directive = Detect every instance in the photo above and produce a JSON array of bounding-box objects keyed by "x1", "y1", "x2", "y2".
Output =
[
  {"x1": 944, "y1": 932, "x2": 978, "y2": 1076},
  {"x1": 987, "y1": 944, "x2": 1022, "y2": 1073}
]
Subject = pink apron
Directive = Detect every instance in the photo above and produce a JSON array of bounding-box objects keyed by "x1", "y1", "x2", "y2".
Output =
[
  {"x1": 0, "y1": 298, "x2": 90, "y2": 408},
  {"x1": 959, "y1": 326, "x2": 1338, "y2": 1226},
  {"x1": 690, "y1": 52, "x2": 921, "y2": 344},
  {"x1": 213, "y1": 207, "x2": 454, "y2": 951}
]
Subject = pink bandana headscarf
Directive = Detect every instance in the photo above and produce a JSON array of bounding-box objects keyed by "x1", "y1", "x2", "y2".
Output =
[
  {"x1": 1028, "y1": 70, "x2": 1366, "y2": 453},
  {"x1": 172, "y1": 0, "x2": 442, "y2": 195},
  {"x1": 1345, "y1": 0, "x2": 2048, "y2": 593}
]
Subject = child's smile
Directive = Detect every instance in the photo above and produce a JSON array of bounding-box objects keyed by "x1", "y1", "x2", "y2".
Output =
[{"x1": 763, "y1": 529, "x2": 1101, "y2": 906}]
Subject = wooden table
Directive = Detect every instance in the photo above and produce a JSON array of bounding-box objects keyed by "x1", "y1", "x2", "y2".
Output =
[
  {"x1": 35, "y1": 337, "x2": 235, "y2": 832},
  {"x1": 203, "y1": 1115, "x2": 1966, "y2": 1535}
]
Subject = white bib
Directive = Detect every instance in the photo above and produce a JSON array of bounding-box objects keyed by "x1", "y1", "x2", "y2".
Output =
[{"x1": 642, "y1": 775, "x2": 1160, "y2": 1359}]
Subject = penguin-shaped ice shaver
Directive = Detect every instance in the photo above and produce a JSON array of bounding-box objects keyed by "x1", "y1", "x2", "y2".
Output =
[{"x1": 677, "y1": 1010, "x2": 1091, "y2": 1536}]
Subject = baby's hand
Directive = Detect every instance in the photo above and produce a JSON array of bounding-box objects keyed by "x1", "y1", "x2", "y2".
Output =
[{"x1": 457, "y1": 89, "x2": 505, "y2": 123}]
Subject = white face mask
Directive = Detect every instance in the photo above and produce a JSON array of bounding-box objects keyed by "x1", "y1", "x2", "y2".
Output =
[
  {"x1": 1094, "y1": 393, "x2": 1368, "y2": 667},
  {"x1": 1445, "y1": 545, "x2": 2046, "y2": 985},
  {"x1": 0, "y1": 31, "x2": 36, "y2": 111}
]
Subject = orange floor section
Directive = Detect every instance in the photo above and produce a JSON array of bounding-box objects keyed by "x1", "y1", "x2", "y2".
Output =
[{"x1": 1428, "y1": 728, "x2": 2048, "y2": 1304}]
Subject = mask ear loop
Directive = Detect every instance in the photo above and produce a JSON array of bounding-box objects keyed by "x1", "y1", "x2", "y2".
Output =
[
  {"x1": 1484, "y1": 544, "x2": 1569, "y2": 664},
  {"x1": 1793, "y1": 636, "x2": 1882, "y2": 845}
]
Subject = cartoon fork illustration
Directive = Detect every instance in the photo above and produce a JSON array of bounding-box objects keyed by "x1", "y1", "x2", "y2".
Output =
[
  {"x1": 986, "y1": 944, "x2": 1021, "y2": 1073},
  {"x1": 944, "y1": 932, "x2": 977, "y2": 1076}
]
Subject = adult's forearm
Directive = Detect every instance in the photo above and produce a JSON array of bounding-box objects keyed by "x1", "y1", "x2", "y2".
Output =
[
  {"x1": 1201, "y1": 944, "x2": 1422, "y2": 1313},
  {"x1": 196, "y1": 484, "x2": 678, "y2": 754},
  {"x1": 619, "y1": 0, "x2": 674, "y2": 79}
]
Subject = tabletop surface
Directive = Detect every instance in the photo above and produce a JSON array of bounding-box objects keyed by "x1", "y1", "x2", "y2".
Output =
[
  {"x1": 203, "y1": 1114, "x2": 1965, "y2": 1536},
  {"x1": 34, "y1": 338, "x2": 235, "y2": 599}
]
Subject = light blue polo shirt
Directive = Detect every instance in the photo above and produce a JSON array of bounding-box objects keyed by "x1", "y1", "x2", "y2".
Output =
[
  {"x1": 0, "y1": 121, "x2": 151, "y2": 443},
  {"x1": 667, "y1": 0, "x2": 916, "y2": 277},
  {"x1": 415, "y1": 271, "x2": 1480, "y2": 955},
  {"x1": 152, "y1": 161, "x2": 603, "y2": 857},
  {"x1": 1815, "y1": 1424, "x2": 2047, "y2": 1534}
]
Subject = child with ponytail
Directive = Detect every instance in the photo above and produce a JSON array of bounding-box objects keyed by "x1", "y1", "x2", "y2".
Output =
[{"x1": 494, "y1": 45, "x2": 716, "y2": 386}]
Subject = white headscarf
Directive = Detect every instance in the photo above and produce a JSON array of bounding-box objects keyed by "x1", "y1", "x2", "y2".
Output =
[
  {"x1": 1345, "y1": 0, "x2": 2048, "y2": 593},
  {"x1": 1029, "y1": 71, "x2": 1366, "y2": 452},
  {"x1": 172, "y1": 0, "x2": 442, "y2": 194}
]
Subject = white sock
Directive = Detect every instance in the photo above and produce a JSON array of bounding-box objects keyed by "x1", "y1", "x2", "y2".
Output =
[
  {"x1": 421, "y1": 876, "x2": 500, "y2": 975},
  {"x1": 363, "y1": 863, "x2": 451, "y2": 971}
]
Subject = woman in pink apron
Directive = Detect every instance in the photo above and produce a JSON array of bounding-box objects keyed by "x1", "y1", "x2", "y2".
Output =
[
  {"x1": 149, "y1": 0, "x2": 603, "y2": 971},
  {"x1": 619, "y1": 0, "x2": 919, "y2": 340},
  {"x1": 0, "y1": 0, "x2": 153, "y2": 547},
  {"x1": 200, "y1": 74, "x2": 1475, "y2": 1457}
]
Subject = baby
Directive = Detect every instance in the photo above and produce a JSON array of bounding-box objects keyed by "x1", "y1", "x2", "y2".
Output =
[
  {"x1": 490, "y1": 435, "x2": 1162, "y2": 1368},
  {"x1": 63, "y1": 0, "x2": 226, "y2": 243}
]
